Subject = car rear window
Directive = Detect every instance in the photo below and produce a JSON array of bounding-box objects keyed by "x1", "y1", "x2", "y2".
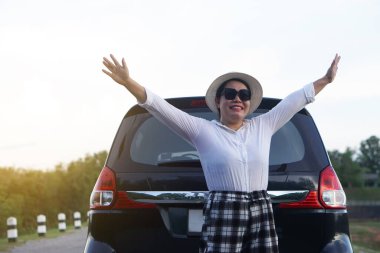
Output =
[
  {"x1": 130, "y1": 112, "x2": 304, "y2": 166},
  {"x1": 107, "y1": 107, "x2": 328, "y2": 172}
]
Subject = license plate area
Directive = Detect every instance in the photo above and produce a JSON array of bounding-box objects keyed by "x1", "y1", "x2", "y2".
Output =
[
  {"x1": 188, "y1": 209, "x2": 203, "y2": 235},
  {"x1": 158, "y1": 206, "x2": 203, "y2": 238}
]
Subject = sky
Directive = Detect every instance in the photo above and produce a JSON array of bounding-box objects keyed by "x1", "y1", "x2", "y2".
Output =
[{"x1": 0, "y1": 0, "x2": 379, "y2": 170}]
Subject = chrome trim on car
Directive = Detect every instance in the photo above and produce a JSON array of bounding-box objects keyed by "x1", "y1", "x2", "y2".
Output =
[
  {"x1": 126, "y1": 190, "x2": 309, "y2": 204},
  {"x1": 268, "y1": 190, "x2": 310, "y2": 203},
  {"x1": 127, "y1": 191, "x2": 207, "y2": 204}
]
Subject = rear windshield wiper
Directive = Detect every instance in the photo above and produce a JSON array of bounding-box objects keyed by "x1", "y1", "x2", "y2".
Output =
[{"x1": 157, "y1": 160, "x2": 201, "y2": 167}]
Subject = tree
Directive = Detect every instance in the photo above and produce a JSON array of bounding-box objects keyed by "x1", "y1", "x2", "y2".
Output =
[
  {"x1": 357, "y1": 135, "x2": 380, "y2": 174},
  {"x1": 329, "y1": 148, "x2": 365, "y2": 188},
  {"x1": 0, "y1": 150, "x2": 107, "y2": 235}
]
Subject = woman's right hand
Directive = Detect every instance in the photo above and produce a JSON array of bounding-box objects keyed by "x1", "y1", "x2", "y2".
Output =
[{"x1": 102, "y1": 54, "x2": 130, "y2": 87}]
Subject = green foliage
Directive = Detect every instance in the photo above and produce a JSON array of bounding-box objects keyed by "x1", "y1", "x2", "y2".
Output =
[
  {"x1": 357, "y1": 135, "x2": 380, "y2": 173},
  {"x1": 0, "y1": 151, "x2": 107, "y2": 237},
  {"x1": 328, "y1": 135, "x2": 380, "y2": 188},
  {"x1": 344, "y1": 187, "x2": 380, "y2": 201},
  {"x1": 328, "y1": 148, "x2": 365, "y2": 188}
]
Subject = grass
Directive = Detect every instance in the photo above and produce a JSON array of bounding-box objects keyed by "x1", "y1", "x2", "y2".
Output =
[
  {"x1": 0, "y1": 223, "x2": 87, "y2": 253},
  {"x1": 345, "y1": 188, "x2": 380, "y2": 202},
  {"x1": 350, "y1": 219, "x2": 380, "y2": 253},
  {"x1": 346, "y1": 187, "x2": 380, "y2": 252},
  {"x1": 353, "y1": 245, "x2": 380, "y2": 253}
]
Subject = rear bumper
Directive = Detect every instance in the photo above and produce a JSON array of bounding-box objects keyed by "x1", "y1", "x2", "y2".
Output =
[
  {"x1": 85, "y1": 208, "x2": 352, "y2": 253},
  {"x1": 84, "y1": 209, "x2": 200, "y2": 253},
  {"x1": 84, "y1": 235, "x2": 115, "y2": 253},
  {"x1": 321, "y1": 233, "x2": 353, "y2": 253},
  {"x1": 274, "y1": 208, "x2": 352, "y2": 253}
]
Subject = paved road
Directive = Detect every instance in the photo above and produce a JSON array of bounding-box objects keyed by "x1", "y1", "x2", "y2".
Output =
[{"x1": 3, "y1": 227, "x2": 87, "y2": 253}]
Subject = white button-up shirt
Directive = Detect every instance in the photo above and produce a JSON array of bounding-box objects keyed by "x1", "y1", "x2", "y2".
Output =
[{"x1": 139, "y1": 83, "x2": 315, "y2": 192}]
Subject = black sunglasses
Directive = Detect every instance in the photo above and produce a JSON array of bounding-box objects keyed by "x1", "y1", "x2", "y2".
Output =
[{"x1": 221, "y1": 88, "x2": 251, "y2": 101}]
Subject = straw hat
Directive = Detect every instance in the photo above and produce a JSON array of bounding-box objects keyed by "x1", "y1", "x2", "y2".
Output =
[{"x1": 205, "y1": 72, "x2": 263, "y2": 114}]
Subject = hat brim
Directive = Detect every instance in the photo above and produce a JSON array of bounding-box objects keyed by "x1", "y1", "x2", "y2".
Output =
[{"x1": 205, "y1": 72, "x2": 263, "y2": 115}]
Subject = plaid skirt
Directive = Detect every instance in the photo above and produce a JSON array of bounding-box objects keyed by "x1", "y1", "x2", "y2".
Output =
[{"x1": 199, "y1": 191, "x2": 279, "y2": 253}]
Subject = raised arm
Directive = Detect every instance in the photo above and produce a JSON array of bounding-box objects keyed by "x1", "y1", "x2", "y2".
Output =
[
  {"x1": 261, "y1": 54, "x2": 341, "y2": 134},
  {"x1": 102, "y1": 54, "x2": 147, "y2": 103},
  {"x1": 102, "y1": 54, "x2": 204, "y2": 145},
  {"x1": 313, "y1": 54, "x2": 341, "y2": 95}
]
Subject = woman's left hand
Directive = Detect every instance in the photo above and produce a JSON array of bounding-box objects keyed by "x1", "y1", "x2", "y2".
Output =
[
  {"x1": 313, "y1": 54, "x2": 341, "y2": 95},
  {"x1": 324, "y1": 54, "x2": 341, "y2": 83}
]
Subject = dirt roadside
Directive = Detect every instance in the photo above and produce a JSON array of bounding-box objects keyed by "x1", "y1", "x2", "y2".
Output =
[{"x1": 1, "y1": 227, "x2": 87, "y2": 253}]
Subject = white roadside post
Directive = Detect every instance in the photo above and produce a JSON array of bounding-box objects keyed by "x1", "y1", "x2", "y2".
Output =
[
  {"x1": 73, "y1": 211, "x2": 81, "y2": 229},
  {"x1": 7, "y1": 217, "x2": 18, "y2": 242},
  {"x1": 58, "y1": 213, "x2": 66, "y2": 232},
  {"x1": 37, "y1": 214, "x2": 47, "y2": 236}
]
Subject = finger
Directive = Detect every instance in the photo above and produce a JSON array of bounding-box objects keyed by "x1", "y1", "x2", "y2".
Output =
[
  {"x1": 102, "y1": 59, "x2": 112, "y2": 67},
  {"x1": 103, "y1": 57, "x2": 114, "y2": 66},
  {"x1": 122, "y1": 58, "x2": 126, "y2": 68},
  {"x1": 102, "y1": 69, "x2": 113, "y2": 77},
  {"x1": 333, "y1": 54, "x2": 341, "y2": 66},
  {"x1": 336, "y1": 55, "x2": 341, "y2": 65},
  {"x1": 102, "y1": 61, "x2": 114, "y2": 71},
  {"x1": 110, "y1": 54, "x2": 121, "y2": 67},
  {"x1": 330, "y1": 56, "x2": 338, "y2": 68}
]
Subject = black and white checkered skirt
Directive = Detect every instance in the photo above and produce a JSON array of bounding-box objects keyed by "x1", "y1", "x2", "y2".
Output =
[{"x1": 199, "y1": 190, "x2": 279, "y2": 253}]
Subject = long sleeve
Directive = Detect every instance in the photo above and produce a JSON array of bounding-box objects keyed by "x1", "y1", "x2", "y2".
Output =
[
  {"x1": 260, "y1": 83, "x2": 315, "y2": 134},
  {"x1": 138, "y1": 89, "x2": 204, "y2": 145}
]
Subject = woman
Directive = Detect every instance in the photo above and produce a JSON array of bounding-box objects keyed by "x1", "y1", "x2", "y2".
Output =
[{"x1": 102, "y1": 54, "x2": 340, "y2": 253}]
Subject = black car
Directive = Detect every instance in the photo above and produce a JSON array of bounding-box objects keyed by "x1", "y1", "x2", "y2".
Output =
[{"x1": 84, "y1": 96, "x2": 353, "y2": 253}]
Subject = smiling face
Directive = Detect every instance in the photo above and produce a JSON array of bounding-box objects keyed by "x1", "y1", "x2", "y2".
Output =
[{"x1": 216, "y1": 80, "x2": 251, "y2": 130}]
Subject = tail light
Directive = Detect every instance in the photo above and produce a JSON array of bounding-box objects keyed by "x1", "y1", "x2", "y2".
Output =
[
  {"x1": 318, "y1": 165, "x2": 346, "y2": 209},
  {"x1": 279, "y1": 166, "x2": 346, "y2": 209},
  {"x1": 90, "y1": 166, "x2": 116, "y2": 208},
  {"x1": 90, "y1": 167, "x2": 155, "y2": 209},
  {"x1": 278, "y1": 191, "x2": 323, "y2": 209}
]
